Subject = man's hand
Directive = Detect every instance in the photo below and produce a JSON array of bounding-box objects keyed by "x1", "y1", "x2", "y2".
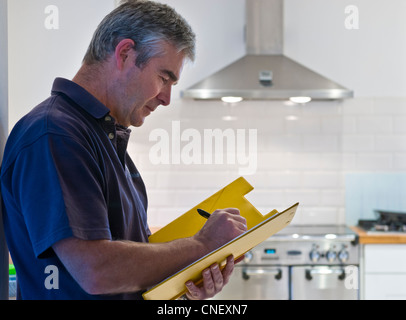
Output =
[
  {"x1": 194, "y1": 208, "x2": 247, "y2": 252},
  {"x1": 185, "y1": 208, "x2": 247, "y2": 299},
  {"x1": 184, "y1": 255, "x2": 236, "y2": 300}
]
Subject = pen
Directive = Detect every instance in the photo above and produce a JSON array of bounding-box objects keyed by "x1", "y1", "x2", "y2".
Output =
[{"x1": 197, "y1": 208, "x2": 211, "y2": 219}]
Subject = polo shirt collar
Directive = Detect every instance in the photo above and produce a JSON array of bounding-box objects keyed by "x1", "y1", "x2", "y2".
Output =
[{"x1": 51, "y1": 77, "x2": 110, "y2": 119}]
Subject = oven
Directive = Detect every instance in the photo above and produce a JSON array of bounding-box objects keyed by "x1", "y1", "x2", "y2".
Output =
[
  {"x1": 213, "y1": 225, "x2": 359, "y2": 300},
  {"x1": 215, "y1": 265, "x2": 290, "y2": 300}
]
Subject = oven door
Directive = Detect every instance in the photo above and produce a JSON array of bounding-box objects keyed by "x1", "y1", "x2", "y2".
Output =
[
  {"x1": 291, "y1": 266, "x2": 359, "y2": 300},
  {"x1": 212, "y1": 265, "x2": 289, "y2": 300}
]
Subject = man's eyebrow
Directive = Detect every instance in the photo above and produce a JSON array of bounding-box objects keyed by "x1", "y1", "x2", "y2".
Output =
[{"x1": 162, "y1": 69, "x2": 178, "y2": 83}]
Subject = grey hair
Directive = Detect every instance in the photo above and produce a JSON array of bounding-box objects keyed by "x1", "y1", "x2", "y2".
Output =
[{"x1": 83, "y1": 0, "x2": 196, "y2": 67}]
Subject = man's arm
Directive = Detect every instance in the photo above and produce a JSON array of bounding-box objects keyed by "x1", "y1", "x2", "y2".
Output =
[{"x1": 53, "y1": 208, "x2": 247, "y2": 297}]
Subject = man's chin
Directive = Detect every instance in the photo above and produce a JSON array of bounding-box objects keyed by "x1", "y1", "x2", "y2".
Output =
[{"x1": 132, "y1": 117, "x2": 146, "y2": 128}]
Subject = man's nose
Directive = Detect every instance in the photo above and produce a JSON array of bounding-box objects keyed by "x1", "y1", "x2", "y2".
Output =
[{"x1": 157, "y1": 85, "x2": 171, "y2": 106}]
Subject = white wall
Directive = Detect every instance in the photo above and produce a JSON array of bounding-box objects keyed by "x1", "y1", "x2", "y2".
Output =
[
  {"x1": 284, "y1": 0, "x2": 406, "y2": 97},
  {"x1": 7, "y1": 0, "x2": 115, "y2": 128}
]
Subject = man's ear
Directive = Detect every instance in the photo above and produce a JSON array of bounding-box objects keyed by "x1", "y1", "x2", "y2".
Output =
[{"x1": 114, "y1": 39, "x2": 136, "y2": 69}]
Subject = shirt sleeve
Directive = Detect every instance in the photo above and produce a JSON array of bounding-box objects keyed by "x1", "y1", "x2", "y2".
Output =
[{"x1": 13, "y1": 133, "x2": 111, "y2": 258}]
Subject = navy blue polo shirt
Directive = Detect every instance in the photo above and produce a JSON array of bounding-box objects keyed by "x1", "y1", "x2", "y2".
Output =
[{"x1": 1, "y1": 78, "x2": 151, "y2": 300}]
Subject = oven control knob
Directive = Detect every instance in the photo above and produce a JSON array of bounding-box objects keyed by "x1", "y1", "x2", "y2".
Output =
[
  {"x1": 338, "y1": 249, "x2": 349, "y2": 263},
  {"x1": 326, "y1": 250, "x2": 337, "y2": 262},
  {"x1": 309, "y1": 249, "x2": 320, "y2": 262}
]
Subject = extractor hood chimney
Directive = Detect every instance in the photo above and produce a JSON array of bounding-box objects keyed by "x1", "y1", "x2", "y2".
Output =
[{"x1": 182, "y1": 0, "x2": 353, "y2": 101}]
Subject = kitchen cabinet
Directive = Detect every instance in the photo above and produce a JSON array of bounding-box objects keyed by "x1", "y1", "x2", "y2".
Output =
[{"x1": 362, "y1": 244, "x2": 406, "y2": 299}]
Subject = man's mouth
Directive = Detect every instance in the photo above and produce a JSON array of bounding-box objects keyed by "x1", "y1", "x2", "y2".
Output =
[{"x1": 146, "y1": 105, "x2": 156, "y2": 113}]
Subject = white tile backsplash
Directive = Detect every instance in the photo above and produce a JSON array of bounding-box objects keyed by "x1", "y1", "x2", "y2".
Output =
[
  {"x1": 393, "y1": 116, "x2": 406, "y2": 133},
  {"x1": 127, "y1": 97, "x2": 406, "y2": 227},
  {"x1": 355, "y1": 153, "x2": 393, "y2": 171},
  {"x1": 394, "y1": 153, "x2": 406, "y2": 169},
  {"x1": 357, "y1": 116, "x2": 393, "y2": 134},
  {"x1": 375, "y1": 135, "x2": 406, "y2": 152},
  {"x1": 342, "y1": 135, "x2": 374, "y2": 152}
]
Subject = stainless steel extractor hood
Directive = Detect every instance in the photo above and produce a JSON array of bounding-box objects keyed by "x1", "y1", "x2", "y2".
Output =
[{"x1": 182, "y1": 0, "x2": 353, "y2": 101}]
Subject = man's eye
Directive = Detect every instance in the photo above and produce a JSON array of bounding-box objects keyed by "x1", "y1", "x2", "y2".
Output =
[{"x1": 161, "y1": 77, "x2": 169, "y2": 84}]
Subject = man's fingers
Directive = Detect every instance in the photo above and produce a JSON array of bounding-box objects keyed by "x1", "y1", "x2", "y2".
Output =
[
  {"x1": 210, "y1": 263, "x2": 224, "y2": 292},
  {"x1": 221, "y1": 207, "x2": 240, "y2": 215},
  {"x1": 185, "y1": 259, "x2": 234, "y2": 300},
  {"x1": 234, "y1": 254, "x2": 246, "y2": 264},
  {"x1": 221, "y1": 255, "x2": 235, "y2": 285},
  {"x1": 202, "y1": 268, "x2": 215, "y2": 296},
  {"x1": 185, "y1": 281, "x2": 202, "y2": 300},
  {"x1": 212, "y1": 208, "x2": 248, "y2": 231}
]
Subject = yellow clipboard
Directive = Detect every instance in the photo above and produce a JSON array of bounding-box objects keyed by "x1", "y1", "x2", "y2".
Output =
[
  {"x1": 143, "y1": 177, "x2": 299, "y2": 300},
  {"x1": 148, "y1": 177, "x2": 281, "y2": 243}
]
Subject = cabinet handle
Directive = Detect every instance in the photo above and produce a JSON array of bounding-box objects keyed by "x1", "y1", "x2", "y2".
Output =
[
  {"x1": 305, "y1": 268, "x2": 346, "y2": 281},
  {"x1": 242, "y1": 268, "x2": 282, "y2": 280}
]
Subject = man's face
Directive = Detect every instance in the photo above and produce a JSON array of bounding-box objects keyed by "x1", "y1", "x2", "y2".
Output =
[{"x1": 112, "y1": 41, "x2": 185, "y2": 127}]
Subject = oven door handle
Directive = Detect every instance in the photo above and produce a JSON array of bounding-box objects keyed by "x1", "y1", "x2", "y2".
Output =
[
  {"x1": 242, "y1": 268, "x2": 282, "y2": 280},
  {"x1": 305, "y1": 268, "x2": 346, "y2": 281}
]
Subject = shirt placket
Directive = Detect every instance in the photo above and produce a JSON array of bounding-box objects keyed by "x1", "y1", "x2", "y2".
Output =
[
  {"x1": 100, "y1": 114, "x2": 117, "y2": 147},
  {"x1": 100, "y1": 115, "x2": 130, "y2": 168}
]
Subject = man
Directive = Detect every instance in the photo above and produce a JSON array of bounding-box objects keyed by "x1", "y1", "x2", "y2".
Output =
[{"x1": 0, "y1": 0, "x2": 247, "y2": 300}]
